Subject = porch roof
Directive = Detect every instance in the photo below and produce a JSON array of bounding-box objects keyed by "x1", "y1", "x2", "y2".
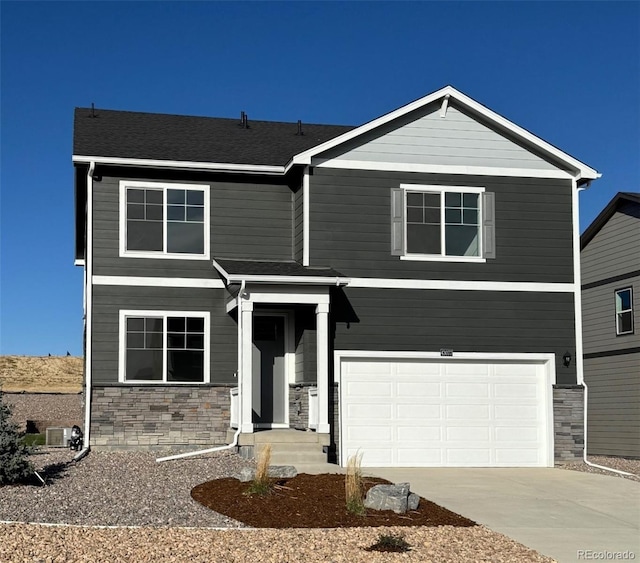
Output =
[{"x1": 212, "y1": 258, "x2": 347, "y2": 285}]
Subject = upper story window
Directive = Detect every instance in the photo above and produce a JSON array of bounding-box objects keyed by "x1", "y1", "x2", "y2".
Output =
[
  {"x1": 119, "y1": 181, "x2": 210, "y2": 259},
  {"x1": 119, "y1": 310, "x2": 210, "y2": 384},
  {"x1": 615, "y1": 288, "x2": 634, "y2": 336},
  {"x1": 391, "y1": 185, "x2": 495, "y2": 262}
]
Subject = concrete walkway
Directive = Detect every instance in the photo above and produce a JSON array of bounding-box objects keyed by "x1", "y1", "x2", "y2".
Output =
[{"x1": 365, "y1": 467, "x2": 640, "y2": 563}]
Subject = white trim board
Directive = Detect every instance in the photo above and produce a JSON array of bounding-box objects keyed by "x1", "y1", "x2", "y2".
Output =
[
  {"x1": 74, "y1": 155, "x2": 284, "y2": 175},
  {"x1": 347, "y1": 278, "x2": 576, "y2": 293},
  {"x1": 92, "y1": 276, "x2": 224, "y2": 289},
  {"x1": 313, "y1": 159, "x2": 575, "y2": 180}
]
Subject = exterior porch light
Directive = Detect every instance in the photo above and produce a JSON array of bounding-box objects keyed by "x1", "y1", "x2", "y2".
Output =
[{"x1": 562, "y1": 351, "x2": 572, "y2": 368}]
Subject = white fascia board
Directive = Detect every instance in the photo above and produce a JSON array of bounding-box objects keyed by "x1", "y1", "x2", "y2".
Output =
[
  {"x1": 74, "y1": 259, "x2": 85, "y2": 267},
  {"x1": 211, "y1": 259, "x2": 232, "y2": 285},
  {"x1": 346, "y1": 278, "x2": 575, "y2": 292},
  {"x1": 73, "y1": 155, "x2": 285, "y2": 175},
  {"x1": 313, "y1": 159, "x2": 575, "y2": 180},
  {"x1": 224, "y1": 274, "x2": 350, "y2": 286},
  {"x1": 92, "y1": 275, "x2": 224, "y2": 288},
  {"x1": 288, "y1": 85, "x2": 600, "y2": 181}
]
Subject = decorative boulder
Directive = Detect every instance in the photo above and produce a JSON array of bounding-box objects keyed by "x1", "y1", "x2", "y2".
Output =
[
  {"x1": 237, "y1": 465, "x2": 298, "y2": 482},
  {"x1": 364, "y1": 482, "x2": 420, "y2": 514}
]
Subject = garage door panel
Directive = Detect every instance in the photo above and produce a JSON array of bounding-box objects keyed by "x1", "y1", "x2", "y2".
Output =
[
  {"x1": 396, "y1": 381, "x2": 441, "y2": 397},
  {"x1": 446, "y1": 404, "x2": 490, "y2": 419},
  {"x1": 446, "y1": 382, "x2": 489, "y2": 398},
  {"x1": 341, "y1": 357, "x2": 551, "y2": 468}
]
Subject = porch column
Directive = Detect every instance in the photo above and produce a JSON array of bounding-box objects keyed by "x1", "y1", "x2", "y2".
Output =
[
  {"x1": 240, "y1": 299, "x2": 254, "y2": 433},
  {"x1": 316, "y1": 302, "x2": 330, "y2": 434}
]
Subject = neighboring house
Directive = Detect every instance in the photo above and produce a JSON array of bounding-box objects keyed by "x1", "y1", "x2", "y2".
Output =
[
  {"x1": 581, "y1": 192, "x2": 640, "y2": 458},
  {"x1": 73, "y1": 85, "x2": 600, "y2": 467}
]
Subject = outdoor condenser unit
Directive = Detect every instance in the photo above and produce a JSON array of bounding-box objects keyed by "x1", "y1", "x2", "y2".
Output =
[{"x1": 45, "y1": 427, "x2": 73, "y2": 447}]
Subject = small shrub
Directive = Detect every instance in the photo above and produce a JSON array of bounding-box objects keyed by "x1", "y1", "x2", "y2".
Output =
[
  {"x1": 0, "y1": 390, "x2": 34, "y2": 486},
  {"x1": 345, "y1": 452, "x2": 365, "y2": 515},
  {"x1": 246, "y1": 443, "x2": 272, "y2": 496},
  {"x1": 365, "y1": 533, "x2": 412, "y2": 553}
]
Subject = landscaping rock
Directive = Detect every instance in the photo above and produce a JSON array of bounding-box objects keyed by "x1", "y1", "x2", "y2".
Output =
[
  {"x1": 237, "y1": 465, "x2": 298, "y2": 482},
  {"x1": 364, "y1": 482, "x2": 420, "y2": 514}
]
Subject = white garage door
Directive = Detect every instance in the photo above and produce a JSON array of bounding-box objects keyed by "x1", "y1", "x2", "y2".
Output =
[{"x1": 340, "y1": 357, "x2": 553, "y2": 467}]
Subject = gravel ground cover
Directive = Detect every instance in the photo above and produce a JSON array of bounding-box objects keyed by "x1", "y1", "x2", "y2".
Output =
[
  {"x1": 560, "y1": 455, "x2": 640, "y2": 482},
  {"x1": 0, "y1": 523, "x2": 555, "y2": 562},
  {"x1": 0, "y1": 448, "x2": 556, "y2": 562},
  {"x1": 4, "y1": 392, "x2": 83, "y2": 431}
]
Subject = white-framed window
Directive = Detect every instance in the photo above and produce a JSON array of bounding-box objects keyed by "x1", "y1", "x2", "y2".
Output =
[
  {"x1": 391, "y1": 185, "x2": 495, "y2": 262},
  {"x1": 119, "y1": 181, "x2": 210, "y2": 259},
  {"x1": 615, "y1": 288, "x2": 634, "y2": 336},
  {"x1": 118, "y1": 310, "x2": 210, "y2": 383}
]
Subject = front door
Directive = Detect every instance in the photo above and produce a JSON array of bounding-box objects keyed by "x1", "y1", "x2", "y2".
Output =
[{"x1": 252, "y1": 314, "x2": 287, "y2": 426}]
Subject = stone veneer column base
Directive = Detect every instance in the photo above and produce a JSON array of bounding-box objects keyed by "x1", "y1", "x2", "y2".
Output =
[
  {"x1": 553, "y1": 385, "x2": 585, "y2": 463},
  {"x1": 90, "y1": 385, "x2": 233, "y2": 450},
  {"x1": 288, "y1": 383, "x2": 314, "y2": 430}
]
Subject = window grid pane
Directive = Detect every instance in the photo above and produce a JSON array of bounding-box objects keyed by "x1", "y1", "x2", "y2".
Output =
[{"x1": 615, "y1": 289, "x2": 634, "y2": 335}]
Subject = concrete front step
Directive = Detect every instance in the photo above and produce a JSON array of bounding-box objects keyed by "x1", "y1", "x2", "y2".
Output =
[
  {"x1": 227, "y1": 428, "x2": 329, "y2": 446},
  {"x1": 229, "y1": 429, "x2": 329, "y2": 464},
  {"x1": 270, "y1": 451, "x2": 328, "y2": 465}
]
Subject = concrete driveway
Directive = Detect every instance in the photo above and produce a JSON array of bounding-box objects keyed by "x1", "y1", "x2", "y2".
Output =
[{"x1": 366, "y1": 467, "x2": 640, "y2": 563}]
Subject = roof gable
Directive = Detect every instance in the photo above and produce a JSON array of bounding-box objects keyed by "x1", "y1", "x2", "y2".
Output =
[
  {"x1": 292, "y1": 86, "x2": 600, "y2": 181},
  {"x1": 581, "y1": 192, "x2": 640, "y2": 249}
]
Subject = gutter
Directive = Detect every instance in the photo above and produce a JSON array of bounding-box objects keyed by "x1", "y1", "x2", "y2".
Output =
[
  {"x1": 74, "y1": 161, "x2": 95, "y2": 462},
  {"x1": 156, "y1": 283, "x2": 246, "y2": 463}
]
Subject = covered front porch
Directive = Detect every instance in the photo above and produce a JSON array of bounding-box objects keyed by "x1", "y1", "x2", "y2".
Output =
[{"x1": 214, "y1": 258, "x2": 348, "y2": 457}]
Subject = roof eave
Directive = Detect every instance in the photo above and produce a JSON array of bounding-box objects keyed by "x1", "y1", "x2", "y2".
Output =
[{"x1": 72, "y1": 155, "x2": 285, "y2": 175}]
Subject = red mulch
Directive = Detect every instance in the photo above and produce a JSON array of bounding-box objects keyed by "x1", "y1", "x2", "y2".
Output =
[{"x1": 191, "y1": 473, "x2": 476, "y2": 528}]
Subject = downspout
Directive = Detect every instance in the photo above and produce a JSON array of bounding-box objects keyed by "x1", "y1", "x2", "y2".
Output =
[
  {"x1": 74, "y1": 161, "x2": 95, "y2": 462},
  {"x1": 574, "y1": 180, "x2": 635, "y2": 477},
  {"x1": 156, "y1": 281, "x2": 246, "y2": 463}
]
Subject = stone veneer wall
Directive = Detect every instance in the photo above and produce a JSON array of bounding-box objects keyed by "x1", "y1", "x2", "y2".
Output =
[
  {"x1": 288, "y1": 383, "x2": 313, "y2": 430},
  {"x1": 91, "y1": 385, "x2": 233, "y2": 450},
  {"x1": 553, "y1": 385, "x2": 585, "y2": 463}
]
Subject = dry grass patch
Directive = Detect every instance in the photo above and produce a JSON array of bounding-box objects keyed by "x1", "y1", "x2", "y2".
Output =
[{"x1": 0, "y1": 356, "x2": 82, "y2": 393}]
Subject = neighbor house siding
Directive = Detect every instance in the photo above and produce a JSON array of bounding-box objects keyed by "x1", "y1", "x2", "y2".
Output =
[
  {"x1": 323, "y1": 102, "x2": 562, "y2": 171},
  {"x1": 293, "y1": 185, "x2": 304, "y2": 263},
  {"x1": 309, "y1": 168, "x2": 574, "y2": 282},
  {"x1": 91, "y1": 285, "x2": 237, "y2": 385},
  {"x1": 331, "y1": 287, "x2": 577, "y2": 385},
  {"x1": 92, "y1": 173, "x2": 294, "y2": 278},
  {"x1": 584, "y1": 353, "x2": 640, "y2": 458},
  {"x1": 581, "y1": 203, "x2": 640, "y2": 286},
  {"x1": 582, "y1": 276, "x2": 640, "y2": 354}
]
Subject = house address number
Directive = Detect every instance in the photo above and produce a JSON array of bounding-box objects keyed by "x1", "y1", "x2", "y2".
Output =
[{"x1": 440, "y1": 349, "x2": 453, "y2": 357}]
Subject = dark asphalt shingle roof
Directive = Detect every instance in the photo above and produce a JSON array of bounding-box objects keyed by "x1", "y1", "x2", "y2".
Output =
[
  {"x1": 214, "y1": 258, "x2": 344, "y2": 278},
  {"x1": 74, "y1": 107, "x2": 355, "y2": 166}
]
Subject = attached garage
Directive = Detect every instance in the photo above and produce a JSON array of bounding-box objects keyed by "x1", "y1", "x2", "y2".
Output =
[{"x1": 337, "y1": 352, "x2": 556, "y2": 467}]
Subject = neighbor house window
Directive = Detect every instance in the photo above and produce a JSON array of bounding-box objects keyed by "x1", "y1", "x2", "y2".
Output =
[
  {"x1": 120, "y1": 181, "x2": 209, "y2": 258},
  {"x1": 391, "y1": 185, "x2": 495, "y2": 261},
  {"x1": 120, "y1": 311, "x2": 210, "y2": 383},
  {"x1": 615, "y1": 288, "x2": 634, "y2": 335}
]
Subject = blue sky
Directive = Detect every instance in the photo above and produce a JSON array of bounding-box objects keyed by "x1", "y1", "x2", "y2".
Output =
[{"x1": 1, "y1": 1, "x2": 638, "y2": 356}]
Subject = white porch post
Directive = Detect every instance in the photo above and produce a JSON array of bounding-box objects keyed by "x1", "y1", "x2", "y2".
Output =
[
  {"x1": 316, "y1": 302, "x2": 330, "y2": 434},
  {"x1": 240, "y1": 299, "x2": 254, "y2": 433}
]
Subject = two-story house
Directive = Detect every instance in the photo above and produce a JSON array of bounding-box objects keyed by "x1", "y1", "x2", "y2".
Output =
[
  {"x1": 581, "y1": 192, "x2": 639, "y2": 458},
  {"x1": 73, "y1": 86, "x2": 599, "y2": 467}
]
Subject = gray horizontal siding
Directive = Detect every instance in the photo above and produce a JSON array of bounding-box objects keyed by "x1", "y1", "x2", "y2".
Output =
[
  {"x1": 328, "y1": 103, "x2": 561, "y2": 171},
  {"x1": 91, "y1": 286, "x2": 237, "y2": 385},
  {"x1": 332, "y1": 287, "x2": 577, "y2": 385},
  {"x1": 582, "y1": 276, "x2": 640, "y2": 354},
  {"x1": 92, "y1": 174, "x2": 293, "y2": 277},
  {"x1": 585, "y1": 353, "x2": 640, "y2": 457},
  {"x1": 582, "y1": 203, "x2": 640, "y2": 285},
  {"x1": 310, "y1": 168, "x2": 574, "y2": 282}
]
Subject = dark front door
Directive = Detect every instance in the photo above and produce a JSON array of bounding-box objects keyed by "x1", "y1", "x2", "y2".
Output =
[{"x1": 252, "y1": 315, "x2": 286, "y2": 425}]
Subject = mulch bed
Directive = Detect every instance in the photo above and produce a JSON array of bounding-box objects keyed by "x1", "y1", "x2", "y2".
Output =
[{"x1": 191, "y1": 473, "x2": 476, "y2": 528}]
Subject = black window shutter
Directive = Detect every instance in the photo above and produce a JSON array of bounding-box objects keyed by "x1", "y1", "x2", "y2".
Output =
[{"x1": 390, "y1": 188, "x2": 405, "y2": 256}]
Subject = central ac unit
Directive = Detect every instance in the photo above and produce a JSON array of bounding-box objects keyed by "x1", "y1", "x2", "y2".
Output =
[{"x1": 45, "y1": 427, "x2": 72, "y2": 447}]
